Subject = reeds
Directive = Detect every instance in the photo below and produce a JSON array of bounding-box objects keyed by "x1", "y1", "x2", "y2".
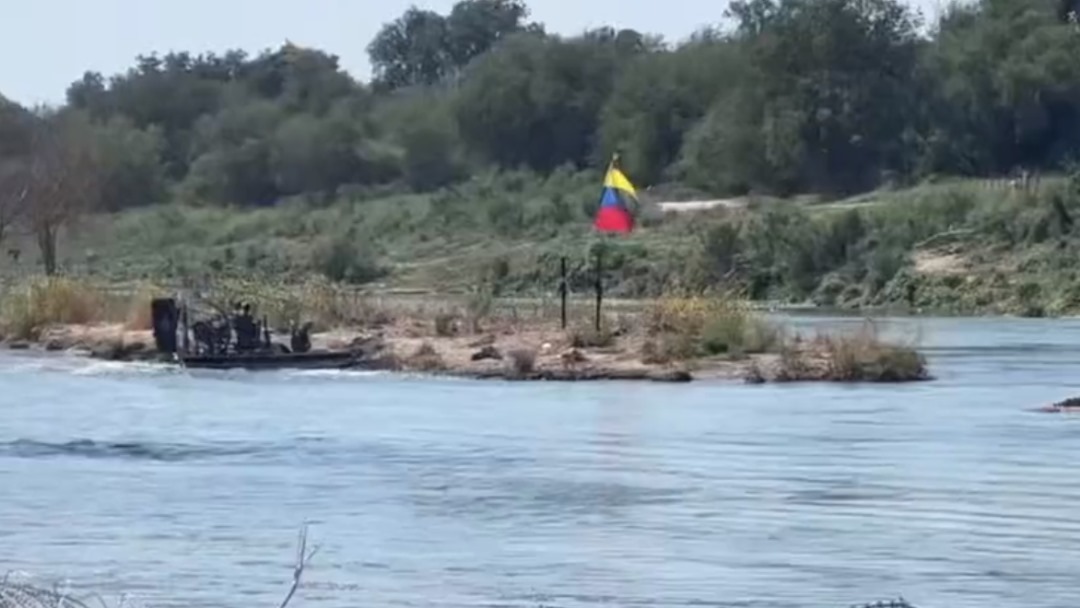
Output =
[{"x1": 0, "y1": 276, "x2": 105, "y2": 340}]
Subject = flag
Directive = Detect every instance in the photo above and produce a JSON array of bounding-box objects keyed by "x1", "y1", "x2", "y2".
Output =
[{"x1": 594, "y1": 158, "x2": 637, "y2": 234}]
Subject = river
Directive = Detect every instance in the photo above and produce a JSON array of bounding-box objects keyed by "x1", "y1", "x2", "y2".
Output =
[{"x1": 2, "y1": 316, "x2": 1080, "y2": 608}]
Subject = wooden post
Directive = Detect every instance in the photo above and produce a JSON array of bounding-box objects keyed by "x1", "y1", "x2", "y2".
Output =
[
  {"x1": 594, "y1": 245, "x2": 603, "y2": 332},
  {"x1": 559, "y1": 256, "x2": 568, "y2": 330}
]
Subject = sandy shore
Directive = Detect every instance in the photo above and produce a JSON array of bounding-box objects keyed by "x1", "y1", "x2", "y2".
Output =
[{"x1": 2, "y1": 321, "x2": 929, "y2": 384}]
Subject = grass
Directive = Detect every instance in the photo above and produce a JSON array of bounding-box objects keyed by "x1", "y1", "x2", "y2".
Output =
[
  {"x1": 817, "y1": 322, "x2": 929, "y2": 382},
  {"x1": 567, "y1": 323, "x2": 616, "y2": 348},
  {"x1": 644, "y1": 292, "x2": 782, "y2": 359},
  {"x1": 0, "y1": 276, "x2": 106, "y2": 340},
  {"x1": 0, "y1": 170, "x2": 1069, "y2": 324},
  {"x1": 766, "y1": 322, "x2": 930, "y2": 383},
  {"x1": 0, "y1": 275, "x2": 170, "y2": 341}
]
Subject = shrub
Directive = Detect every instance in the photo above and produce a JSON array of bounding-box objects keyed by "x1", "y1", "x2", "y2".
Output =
[
  {"x1": 434, "y1": 312, "x2": 459, "y2": 337},
  {"x1": 568, "y1": 324, "x2": 615, "y2": 349},
  {"x1": 465, "y1": 286, "x2": 494, "y2": 333},
  {"x1": 645, "y1": 292, "x2": 778, "y2": 359},
  {"x1": 507, "y1": 348, "x2": 537, "y2": 375},
  {"x1": 407, "y1": 341, "x2": 446, "y2": 372},
  {"x1": 312, "y1": 234, "x2": 388, "y2": 285},
  {"x1": 819, "y1": 322, "x2": 928, "y2": 382},
  {"x1": 640, "y1": 339, "x2": 666, "y2": 364}
]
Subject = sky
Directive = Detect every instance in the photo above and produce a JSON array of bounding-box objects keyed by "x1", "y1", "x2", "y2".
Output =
[{"x1": 0, "y1": 0, "x2": 946, "y2": 106}]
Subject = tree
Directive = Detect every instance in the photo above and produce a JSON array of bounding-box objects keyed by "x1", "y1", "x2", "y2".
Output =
[
  {"x1": 91, "y1": 116, "x2": 168, "y2": 209},
  {"x1": 1060, "y1": 0, "x2": 1080, "y2": 22},
  {"x1": 24, "y1": 110, "x2": 102, "y2": 275},
  {"x1": 369, "y1": 0, "x2": 534, "y2": 90},
  {"x1": 711, "y1": 0, "x2": 923, "y2": 195},
  {"x1": 454, "y1": 30, "x2": 631, "y2": 171},
  {"x1": 268, "y1": 112, "x2": 365, "y2": 195},
  {"x1": 598, "y1": 36, "x2": 741, "y2": 183},
  {"x1": 368, "y1": 8, "x2": 452, "y2": 89},
  {"x1": 0, "y1": 97, "x2": 32, "y2": 246},
  {"x1": 917, "y1": 0, "x2": 1080, "y2": 176},
  {"x1": 445, "y1": 0, "x2": 533, "y2": 70},
  {"x1": 0, "y1": 158, "x2": 28, "y2": 247}
]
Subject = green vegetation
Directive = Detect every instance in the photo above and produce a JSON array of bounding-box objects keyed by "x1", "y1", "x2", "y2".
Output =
[
  {"x1": 643, "y1": 294, "x2": 782, "y2": 361},
  {"x1": 0, "y1": 0, "x2": 1078, "y2": 316}
]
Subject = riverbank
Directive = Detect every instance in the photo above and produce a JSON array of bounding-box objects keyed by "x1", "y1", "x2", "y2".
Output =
[
  {"x1": 0, "y1": 275, "x2": 932, "y2": 384},
  {"x1": 3, "y1": 314, "x2": 931, "y2": 385}
]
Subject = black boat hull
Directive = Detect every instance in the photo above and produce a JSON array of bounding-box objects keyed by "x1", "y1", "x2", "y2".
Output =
[{"x1": 177, "y1": 350, "x2": 359, "y2": 371}]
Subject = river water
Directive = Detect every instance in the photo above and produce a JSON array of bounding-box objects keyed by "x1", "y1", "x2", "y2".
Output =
[{"x1": 2, "y1": 316, "x2": 1080, "y2": 608}]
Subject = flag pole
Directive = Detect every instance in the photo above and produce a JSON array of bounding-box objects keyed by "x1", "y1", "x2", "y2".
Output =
[
  {"x1": 594, "y1": 245, "x2": 603, "y2": 332},
  {"x1": 594, "y1": 153, "x2": 619, "y2": 333}
]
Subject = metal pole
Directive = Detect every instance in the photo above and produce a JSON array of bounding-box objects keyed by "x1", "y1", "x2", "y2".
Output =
[
  {"x1": 560, "y1": 256, "x2": 568, "y2": 330},
  {"x1": 594, "y1": 246, "x2": 603, "y2": 332}
]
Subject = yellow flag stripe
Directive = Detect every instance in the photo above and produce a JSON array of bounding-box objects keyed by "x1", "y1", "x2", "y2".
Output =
[{"x1": 604, "y1": 168, "x2": 637, "y2": 197}]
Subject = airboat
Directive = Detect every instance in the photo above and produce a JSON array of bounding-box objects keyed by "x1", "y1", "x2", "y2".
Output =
[{"x1": 150, "y1": 297, "x2": 361, "y2": 372}]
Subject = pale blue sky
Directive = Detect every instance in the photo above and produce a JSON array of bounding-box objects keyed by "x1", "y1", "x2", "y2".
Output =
[{"x1": 1, "y1": 0, "x2": 945, "y2": 105}]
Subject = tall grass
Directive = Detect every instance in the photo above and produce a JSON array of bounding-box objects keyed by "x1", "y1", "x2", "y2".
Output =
[
  {"x1": 816, "y1": 322, "x2": 928, "y2": 382},
  {"x1": 644, "y1": 291, "x2": 781, "y2": 359},
  {"x1": 200, "y1": 275, "x2": 392, "y2": 331},
  {"x1": 0, "y1": 277, "x2": 106, "y2": 340}
]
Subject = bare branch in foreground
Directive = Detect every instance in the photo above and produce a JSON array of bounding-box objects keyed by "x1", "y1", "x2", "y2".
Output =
[{"x1": 278, "y1": 522, "x2": 320, "y2": 608}]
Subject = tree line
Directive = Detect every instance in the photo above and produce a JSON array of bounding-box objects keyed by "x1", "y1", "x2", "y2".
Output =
[{"x1": 0, "y1": 0, "x2": 1078, "y2": 274}]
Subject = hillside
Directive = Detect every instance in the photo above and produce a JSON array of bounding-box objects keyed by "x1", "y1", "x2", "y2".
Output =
[{"x1": 0, "y1": 172, "x2": 1063, "y2": 317}]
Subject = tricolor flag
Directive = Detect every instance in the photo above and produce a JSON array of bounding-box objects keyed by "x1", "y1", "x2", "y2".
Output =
[{"x1": 593, "y1": 158, "x2": 637, "y2": 234}]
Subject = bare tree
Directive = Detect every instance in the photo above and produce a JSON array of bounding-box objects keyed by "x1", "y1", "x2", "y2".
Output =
[
  {"x1": 0, "y1": 158, "x2": 28, "y2": 249},
  {"x1": 23, "y1": 110, "x2": 101, "y2": 275},
  {"x1": 0, "y1": 99, "x2": 32, "y2": 257}
]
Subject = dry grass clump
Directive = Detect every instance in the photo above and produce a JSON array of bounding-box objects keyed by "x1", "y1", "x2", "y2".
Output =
[
  {"x1": 640, "y1": 338, "x2": 666, "y2": 364},
  {"x1": 203, "y1": 275, "x2": 395, "y2": 331},
  {"x1": 818, "y1": 322, "x2": 929, "y2": 382},
  {"x1": 644, "y1": 292, "x2": 781, "y2": 359},
  {"x1": 405, "y1": 341, "x2": 446, "y2": 372},
  {"x1": 766, "y1": 322, "x2": 930, "y2": 383},
  {"x1": 0, "y1": 276, "x2": 106, "y2": 340},
  {"x1": 567, "y1": 323, "x2": 615, "y2": 349},
  {"x1": 507, "y1": 347, "x2": 537, "y2": 375},
  {"x1": 771, "y1": 338, "x2": 818, "y2": 382}
]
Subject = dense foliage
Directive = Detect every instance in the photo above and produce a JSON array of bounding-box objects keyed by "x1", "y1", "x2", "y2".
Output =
[{"x1": 3, "y1": 0, "x2": 1076, "y2": 211}]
